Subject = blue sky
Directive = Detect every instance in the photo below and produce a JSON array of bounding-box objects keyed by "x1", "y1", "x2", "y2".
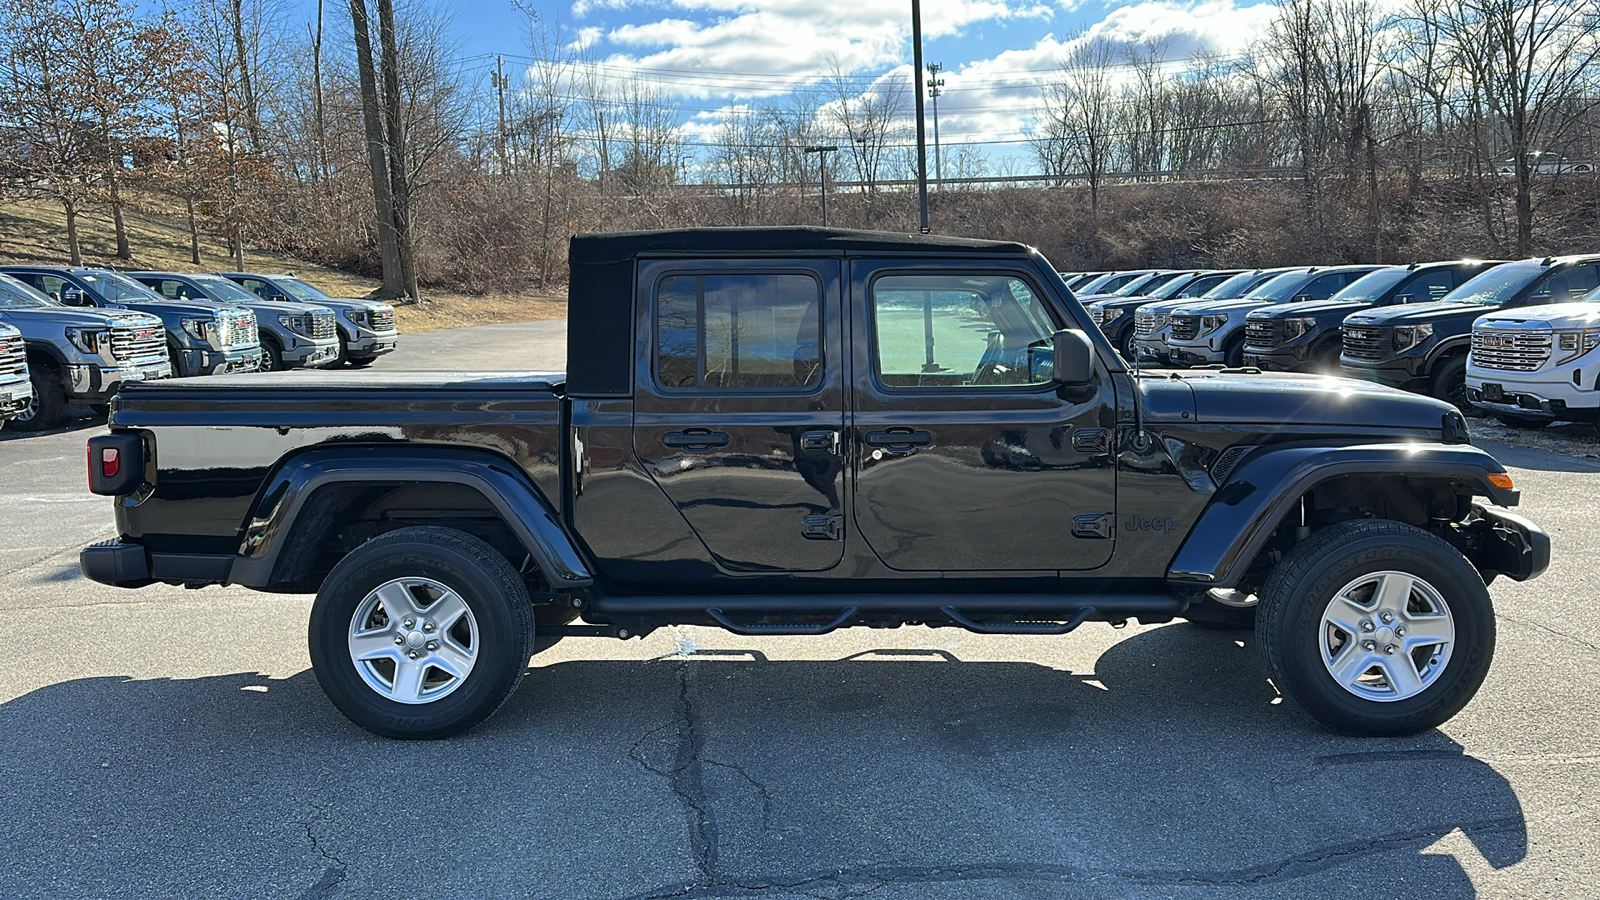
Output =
[{"x1": 299, "y1": 1, "x2": 1284, "y2": 166}]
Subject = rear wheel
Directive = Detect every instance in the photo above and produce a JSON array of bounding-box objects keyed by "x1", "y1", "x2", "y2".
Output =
[
  {"x1": 308, "y1": 527, "x2": 536, "y2": 739},
  {"x1": 1257, "y1": 520, "x2": 1493, "y2": 736},
  {"x1": 10, "y1": 366, "x2": 65, "y2": 432}
]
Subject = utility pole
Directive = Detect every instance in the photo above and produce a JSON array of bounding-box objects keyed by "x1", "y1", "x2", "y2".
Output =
[
  {"x1": 495, "y1": 55, "x2": 508, "y2": 174},
  {"x1": 804, "y1": 145, "x2": 838, "y2": 226},
  {"x1": 926, "y1": 62, "x2": 944, "y2": 187},
  {"x1": 910, "y1": 0, "x2": 930, "y2": 232}
]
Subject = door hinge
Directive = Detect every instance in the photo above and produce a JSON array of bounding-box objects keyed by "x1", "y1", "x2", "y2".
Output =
[
  {"x1": 800, "y1": 430, "x2": 840, "y2": 454},
  {"x1": 801, "y1": 514, "x2": 843, "y2": 541},
  {"x1": 1071, "y1": 513, "x2": 1115, "y2": 539},
  {"x1": 1072, "y1": 428, "x2": 1112, "y2": 455}
]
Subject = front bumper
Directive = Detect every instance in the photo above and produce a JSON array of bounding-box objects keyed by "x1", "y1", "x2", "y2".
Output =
[
  {"x1": 179, "y1": 346, "x2": 264, "y2": 377},
  {"x1": 279, "y1": 336, "x2": 341, "y2": 368},
  {"x1": 1244, "y1": 344, "x2": 1314, "y2": 372},
  {"x1": 1168, "y1": 342, "x2": 1227, "y2": 366},
  {"x1": 1466, "y1": 374, "x2": 1600, "y2": 422},
  {"x1": 0, "y1": 376, "x2": 32, "y2": 415},
  {"x1": 345, "y1": 329, "x2": 399, "y2": 359},
  {"x1": 1462, "y1": 504, "x2": 1550, "y2": 583},
  {"x1": 1129, "y1": 336, "x2": 1170, "y2": 365},
  {"x1": 1340, "y1": 357, "x2": 1426, "y2": 391},
  {"x1": 66, "y1": 359, "x2": 173, "y2": 402}
]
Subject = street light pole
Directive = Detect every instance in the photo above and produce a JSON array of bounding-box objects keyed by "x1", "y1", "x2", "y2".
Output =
[
  {"x1": 803, "y1": 145, "x2": 838, "y2": 226},
  {"x1": 926, "y1": 62, "x2": 944, "y2": 187},
  {"x1": 910, "y1": 0, "x2": 930, "y2": 232}
]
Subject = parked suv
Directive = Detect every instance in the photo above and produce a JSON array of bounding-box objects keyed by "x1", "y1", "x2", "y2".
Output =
[
  {"x1": 1167, "y1": 266, "x2": 1380, "y2": 367},
  {"x1": 130, "y1": 272, "x2": 339, "y2": 371},
  {"x1": 0, "y1": 266, "x2": 262, "y2": 377},
  {"x1": 0, "y1": 322, "x2": 32, "y2": 424},
  {"x1": 1342, "y1": 255, "x2": 1600, "y2": 408},
  {"x1": 0, "y1": 273, "x2": 170, "y2": 431},
  {"x1": 1088, "y1": 270, "x2": 1240, "y2": 358},
  {"x1": 1244, "y1": 261, "x2": 1503, "y2": 373},
  {"x1": 218, "y1": 272, "x2": 397, "y2": 367},
  {"x1": 1129, "y1": 269, "x2": 1294, "y2": 365},
  {"x1": 1467, "y1": 286, "x2": 1600, "y2": 427}
]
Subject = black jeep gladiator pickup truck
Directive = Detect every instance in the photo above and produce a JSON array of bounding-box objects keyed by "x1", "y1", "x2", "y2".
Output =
[{"x1": 80, "y1": 228, "x2": 1549, "y2": 740}]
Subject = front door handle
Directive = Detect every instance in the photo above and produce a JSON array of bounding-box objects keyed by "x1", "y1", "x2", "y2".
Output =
[
  {"x1": 865, "y1": 428, "x2": 933, "y2": 450},
  {"x1": 663, "y1": 429, "x2": 730, "y2": 450}
]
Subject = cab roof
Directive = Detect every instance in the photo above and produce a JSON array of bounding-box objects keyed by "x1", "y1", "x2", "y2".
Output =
[{"x1": 570, "y1": 226, "x2": 1035, "y2": 265}]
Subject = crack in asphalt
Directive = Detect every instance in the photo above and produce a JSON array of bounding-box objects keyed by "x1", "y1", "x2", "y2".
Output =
[
  {"x1": 1499, "y1": 612, "x2": 1600, "y2": 654},
  {"x1": 615, "y1": 816, "x2": 1525, "y2": 899},
  {"x1": 294, "y1": 803, "x2": 348, "y2": 900}
]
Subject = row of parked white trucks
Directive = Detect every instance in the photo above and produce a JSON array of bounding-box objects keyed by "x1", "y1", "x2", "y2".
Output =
[
  {"x1": 1062, "y1": 255, "x2": 1600, "y2": 430},
  {"x1": 0, "y1": 267, "x2": 398, "y2": 432}
]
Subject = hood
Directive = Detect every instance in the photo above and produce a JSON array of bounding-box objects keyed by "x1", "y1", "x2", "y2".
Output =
[
  {"x1": 1138, "y1": 297, "x2": 1200, "y2": 315},
  {"x1": 1171, "y1": 297, "x2": 1274, "y2": 316},
  {"x1": 300, "y1": 297, "x2": 391, "y2": 314},
  {"x1": 1344, "y1": 300, "x2": 1491, "y2": 327},
  {"x1": 108, "y1": 297, "x2": 232, "y2": 317},
  {"x1": 1097, "y1": 294, "x2": 1162, "y2": 312},
  {"x1": 237, "y1": 299, "x2": 336, "y2": 316},
  {"x1": 1474, "y1": 301, "x2": 1600, "y2": 328},
  {"x1": 0, "y1": 307, "x2": 162, "y2": 330},
  {"x1": 1151, "y1": 370, "x2": 1454, "y2": 428},
  {"x1": 1249, "y1": 298, "x2": 1376, "y2": 321}
]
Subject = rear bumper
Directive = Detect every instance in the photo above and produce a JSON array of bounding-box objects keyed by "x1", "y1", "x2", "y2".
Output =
[{"x1": 81, "y1": 538, "x2": 233, "y2": 588}]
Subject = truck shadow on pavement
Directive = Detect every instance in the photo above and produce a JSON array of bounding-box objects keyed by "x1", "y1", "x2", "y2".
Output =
[{"x1": 0, "y1": 624, "x2": 1525, "y2": 899}]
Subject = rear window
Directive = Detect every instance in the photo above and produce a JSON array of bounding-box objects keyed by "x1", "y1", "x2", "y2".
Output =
[{"x1": 655, "y1": 273, "x2": 822, "y2": 391}]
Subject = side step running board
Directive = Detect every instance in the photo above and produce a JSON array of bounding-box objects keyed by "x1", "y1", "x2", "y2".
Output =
[
  {"x1": 939, "y1": 605, "x2": 1095, "y2": 635},
  {"x1": 706, "y1": 606, "x2": 859, "y2": 636}
]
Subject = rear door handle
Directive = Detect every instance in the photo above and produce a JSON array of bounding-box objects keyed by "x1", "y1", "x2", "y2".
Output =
[
  {"x1": 663, "y1": 429, "x2": 730, "y2": 450},
  {"x1": 865, "y1": 429, "x2": 932, "y2": 449}
]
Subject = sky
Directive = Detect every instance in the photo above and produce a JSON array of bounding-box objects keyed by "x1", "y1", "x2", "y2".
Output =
[{"x1": 302, "y1": 0, "x2": 1286, "y2": 172}]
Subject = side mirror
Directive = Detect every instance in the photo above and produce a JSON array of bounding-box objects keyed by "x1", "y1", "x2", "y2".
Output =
[
  {"x1": 1392, "y1": 293, "x2": 1414, "y2": 305},
  {"x1": 1051, "y1": 329, "x2": 1096, "y2": 385},
  {"x1": 1294, "y1": 294, "x2": 1315, "y2": 302},
  {"x1": 61, "y1": 287, "x2": 86, "y2": 305}
]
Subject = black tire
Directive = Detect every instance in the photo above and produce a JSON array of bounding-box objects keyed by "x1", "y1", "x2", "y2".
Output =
[
  {"x1": 89, "y1": 403, "x2": 110, "y2": 418},
  {"x1": 1256, "y1": 519, "x2": 1495, "y2": 736},
  {"x1": 1224, "y1": 336, "x2": 1246, "y2": 368},
  {"x1": 1430, "y1": 355, "x2": 1472, "y2": 413},
  {"x1": 11, "y1": 366, "x2": 65, "y2": 432},
  {"x1": 261, "y1": 338, "x2": 285, "y2": 371},
  {"x1": 308, "y1": 526, "x2": 536, "y2": 739},
  {"x1": 347, "y1": 356, "x2": 377, "y2": 368},
  {"x1": 1492, "y1": 412, "x2": 1551, "y2": 429}
]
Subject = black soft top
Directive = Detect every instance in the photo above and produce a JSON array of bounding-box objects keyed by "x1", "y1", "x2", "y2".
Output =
[{"x1": 567, "y1": 228, "x2": 1037, "y2": 397}]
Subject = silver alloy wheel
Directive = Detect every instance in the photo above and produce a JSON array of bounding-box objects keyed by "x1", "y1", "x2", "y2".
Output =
[
  {"x1": 347, "y1": 577, "x2": 479, "y2": 704},
  {"x1": 1319, "y1": 570, "x2": 1455, "y2": 702},
  {"x1": 14, "y1": 392, "x2": 37, "y2": 422}
]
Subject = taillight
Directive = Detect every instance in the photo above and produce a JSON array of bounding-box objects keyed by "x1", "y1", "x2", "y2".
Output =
[
  {"x1": 88, "y1": 433, "x2": 144, "y2": 496},
  {"x1": 102, "y1": 447, "x2": 120, "y2": 478}
]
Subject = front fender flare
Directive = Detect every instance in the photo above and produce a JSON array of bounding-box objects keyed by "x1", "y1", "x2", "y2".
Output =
[
  {"x1": 228, "y1": 446, "x2": 592, "y2": 590},
  {"x1": 1168, "y1": 442, "x2": 1517, "y2": 587}
]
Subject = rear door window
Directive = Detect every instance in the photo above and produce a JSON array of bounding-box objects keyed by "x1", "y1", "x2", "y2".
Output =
[{"x1": 655, "y1": 272, "x2": 823, "y2": 391}]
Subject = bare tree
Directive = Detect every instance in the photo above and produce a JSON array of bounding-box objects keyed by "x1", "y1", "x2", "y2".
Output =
[
  {"x1": 346, "y1": 0, "x2": 402, "y2": 297},
  {"x1": 825, "y1": 60, "x2": 908, "y2": 203},
  {"x1": 1039, "y1": 36, "x2": 1119, "y2": 223}
]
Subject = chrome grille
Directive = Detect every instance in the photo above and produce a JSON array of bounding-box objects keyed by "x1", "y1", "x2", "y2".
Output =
[
  {"x1": 1169, "y1": 315, "x2": 1200, "y2": 341},
  {"x1": 370, "y1": 308, "x2": 396, "y2": 332},
  {"x1": 221, "y1": 310, "x2": 259, "y2": 350},
  {"x1": 1134, "y1": 311, "x2": 1160, "y2": 337},
  {"x1": 1471, "y1": 330, "x2": 1551, "y2": 372},
  {"x1": 1245, "y1": 318, "x2": 1282, "y2": 349},
  {"x1": 1342, "y1": 324, "x2": 1389, "y2": 361},
  {"x1": 0, "y1": 337, "x2": 24, "y2": 378},
  {"x1": 308, "y1": 310, "x2": 337, "y2": 340},
  {"x1": 110, "y1": 323, "x2": 167, "y2": 364},
  {"x1": 1089, "y1": 307, "x2": 1106, "y2": 326}
]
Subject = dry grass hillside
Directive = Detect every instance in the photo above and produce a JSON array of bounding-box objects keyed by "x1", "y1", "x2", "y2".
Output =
[{"x1": 0, "y1": 197, "x2": 565, "y2": 333}]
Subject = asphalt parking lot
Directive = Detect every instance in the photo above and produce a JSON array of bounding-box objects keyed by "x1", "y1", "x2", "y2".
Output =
[{"x1": 2, "y1": 322, "x2": 1597, "y2": 899}]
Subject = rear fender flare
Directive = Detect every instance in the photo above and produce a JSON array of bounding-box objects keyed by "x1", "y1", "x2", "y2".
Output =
[
  {"x1": 228, "y1": 446, "x2": 591, "y2": 590},
  {"x1": 1168, "y1": 442, "x2": 1517, "y2": 587}
]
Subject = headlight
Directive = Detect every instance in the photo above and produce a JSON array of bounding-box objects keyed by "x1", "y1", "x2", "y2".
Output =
[
  {"x1": 278, "y1": 314, "x2": 309, "y2": 336},
  {"x1": 1156, "y1": 313, "x2": 1170, "y2": 326},
  {"x1": 343, "y1": 309, "x2": 369, "y2": 326},
  {"x1": 1557, "y1": 329, "x2": 1600, "y2": 364},
  {"x1": 181, "y1": 318, "x2": 219, "y2": 345},
  {"x1": 1283, "y1": 317, "x2": 1317, "y2": 340},
  {"x1": 1199, "y1": 314, "x2": 1229, "y2": 334},
  {"x1": 65, "y1": 327, "x2": 109, "y2": 357},
  {"x1": 1103, "y1": 308, "x2": 1126, "y2": 322},
  {"x1": 1394, "y1": 324, "x2": 1433, "y2": 351}
]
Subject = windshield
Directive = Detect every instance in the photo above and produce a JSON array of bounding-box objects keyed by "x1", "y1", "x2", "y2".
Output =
[
  {"x1": 1443, "y1": 263, "x2": 1545, "y2": 306},
  {"x1": 192, "y1": 275, "x2": 270, "y2": 304},
  {"x1": 1073, "y1": 273, "x2": 1120, "y2": 294},
  {"x1": 1244, "y1": 270, "x2": 1321, "y2": 302},
  {"x1": 0, "y1": 274, "x2": 60, "y2": 308},
  {"x1": 1110, "y1": 273, "x2": 1162, "y2": 297},
  {"x1": 278, "y1": 277, "x2": 332, "y2": 302},
  {"x1": 1330, "y1": 267, "x2": 1408, "y2": 305},
  {"x1": 1200, "y1": 270, "x2": 1265, "y2": 300},
  {"x1": 83, "y1": 271, "x2": 165, "y2": 303}
]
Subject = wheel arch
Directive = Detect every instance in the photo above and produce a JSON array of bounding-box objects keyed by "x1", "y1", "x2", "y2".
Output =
[
  {"x1": 228, "y1": 446, "x2": 591, "y2": 593},
  {"x1": 1423, "y1": 336, "x2": 1470, "y2": 373},
  {"x1": 1168, "y1": 443, "x2": 1518, "y2": 589}
]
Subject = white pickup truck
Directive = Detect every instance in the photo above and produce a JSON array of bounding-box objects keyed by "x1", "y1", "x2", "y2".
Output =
[{"x1": 1467, "y1": 288, "x2": 1600, "y2": 428}]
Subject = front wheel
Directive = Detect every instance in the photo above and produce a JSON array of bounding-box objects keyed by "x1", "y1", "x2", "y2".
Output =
[
  {"x1": 308, "y1": 526, "x2": 536, "y2": 739},
  {"x1": 261, "y1": 339, "x2": 285, "y2": 371},
  {"x1": 1256, "y1": 520, "x2": 1494, "y2": 736},
  {"x1": 10, "y1": 367, "x2": 65, "y2": 432},
  {"x1": 1431, "y1": 355, "x2": 1473, "y2": 413}
]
